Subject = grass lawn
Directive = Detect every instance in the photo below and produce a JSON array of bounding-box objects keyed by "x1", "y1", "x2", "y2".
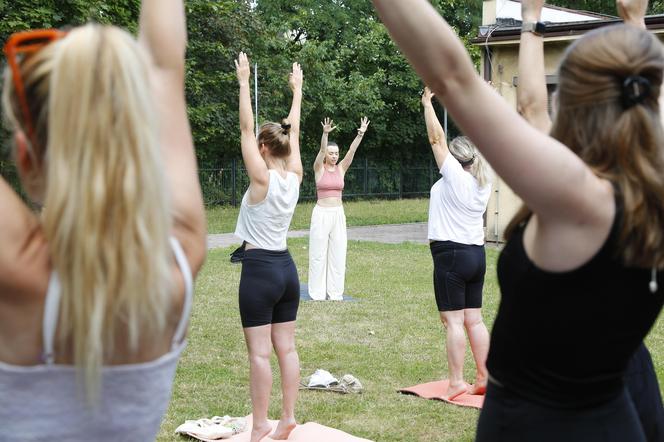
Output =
[
  {"x1": 159, "y1": 239, "x2": 664, "y2": 442},
  {"x1": 206, "y1": 198, "x2": 430, "y2": 234}
]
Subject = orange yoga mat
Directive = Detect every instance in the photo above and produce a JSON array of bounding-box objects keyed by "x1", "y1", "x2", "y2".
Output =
[
  {"x1": 192, "y1": 415, "x2": 373, "y2": 442},
  {"x1": 399, "y1": 380, "x2": 485, "y2": 409}
]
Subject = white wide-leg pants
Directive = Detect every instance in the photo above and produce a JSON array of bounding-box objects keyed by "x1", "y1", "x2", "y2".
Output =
[{"x1": 308, "y1": 205, "x2": 347, "y2": 300}]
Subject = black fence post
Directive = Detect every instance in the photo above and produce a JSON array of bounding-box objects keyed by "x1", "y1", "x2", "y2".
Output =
[
  {"x1": 231, "y1": 158, "x2": 237, "y2": 207},
  {"x1": 363, "y1": 158, "x2": 368, "y2": 194},
  {"x1": 399, "y1": 166, "x2": 403, "y2": 199}
]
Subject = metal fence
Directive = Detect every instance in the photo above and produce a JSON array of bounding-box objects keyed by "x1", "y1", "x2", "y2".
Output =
[
  {"x1": 1, "y1": 159, "x2": 440, "y2": 207},
  {"x1": 200, "y1": 159, "x2": 439, "y2": 206}
]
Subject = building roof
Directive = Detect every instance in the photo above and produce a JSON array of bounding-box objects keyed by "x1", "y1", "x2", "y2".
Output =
[
  {"x1": 472, "y1": 9, "x2": 664, "y2": 45},
  {"x1": 490, "y1": 0, "x2": 611, "y2": 25}
]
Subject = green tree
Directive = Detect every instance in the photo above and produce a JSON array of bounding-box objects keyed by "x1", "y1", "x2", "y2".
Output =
[
  {"x1": 0, "y1": 0, "x2": 139, "y2": 42},
  {"x1": 184, "y1": 0, "x2": 262, "y2": 167},
  {"x1": 253, "y1": 0, "x2": 481, "y2": 165},
  {"x1": 0, "y1": 0, "x2": 486, "y2": 200}
]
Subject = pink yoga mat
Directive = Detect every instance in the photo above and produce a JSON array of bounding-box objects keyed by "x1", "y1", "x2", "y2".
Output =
[
  {"x1": 200, "y1": 415, "x2": 373, "y2": 442},
  {"x1": 399, "y1": 380, "x2": 485, "y2": 409}
]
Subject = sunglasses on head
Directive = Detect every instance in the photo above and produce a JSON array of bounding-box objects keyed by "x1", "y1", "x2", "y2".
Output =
[{"x1": 3, "y1": 29, "x2": 67, "y2": 145}]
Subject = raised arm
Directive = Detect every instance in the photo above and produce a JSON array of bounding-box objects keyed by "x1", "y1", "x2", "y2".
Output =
[
  {"x1": 371, "y1": 0, "x2": 610, "y2": 225},
  {"x1": 236, "y1": 52, "x2": 269, "y2": 192},
  {"x1": 517, "y1": 0, "x2": 552, "y2": 133},
  {"x1": 617, "y1": 1, "x2": 660, "y2": 131},
  {"x1": 314, "y1": 118, "x2": 336, "y2": 174},
  {"x1": 339, "y1": 117, "x2": 370, "y2": 173},
  {"x1": 617, "y1": 0, "x2": 647, "y2": 28},
  {"x1": 421, "y1": 87, "x2": 449, "y2": 169},
  {"x1": 138, "y1": 0, "x2": 205, "y2": 272},
  {"x1": 286, "y1": 63, "x2": 304, "y2": 182}
]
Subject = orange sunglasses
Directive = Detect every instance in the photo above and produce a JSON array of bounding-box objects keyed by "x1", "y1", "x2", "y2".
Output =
[{"x1": 3, "y1": 29, "x2": 66, "y2": 145}]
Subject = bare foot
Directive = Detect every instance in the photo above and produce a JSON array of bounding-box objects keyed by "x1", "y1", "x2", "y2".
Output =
[
  {"x1": 470, "y1": 381, "x2": 487, "y2": 396},
  {"x1": 271, "y1": 418, "x2": 297, "y2": 440},
  {"x1": 470, "y1": 373, "x2": 487, "y2": 395},
  {"x1": 250, "y1": 422, "x2": 272, "y2": 442},
  {"x1": 445, "y1": 381, "x2": 470, "y2": 401}
]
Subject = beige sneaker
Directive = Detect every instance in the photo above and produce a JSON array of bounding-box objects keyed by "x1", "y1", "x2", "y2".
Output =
[{"x1": 340, "y1": 374, "x2": 363, "y2": 394}]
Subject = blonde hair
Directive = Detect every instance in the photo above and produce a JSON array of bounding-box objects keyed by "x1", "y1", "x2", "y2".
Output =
[
  {"x1": 507, "y1": 25, "x2": 664, "y2": 268},
  {"x1": 257, "y1": 119, "x2": 291, "y2": 158},
  {"x1": 3, "y1": 24, "x2": 173, "y2": 399},
  {"x1": 449, "y1": 136, "x2": 491, "y2": 188}
]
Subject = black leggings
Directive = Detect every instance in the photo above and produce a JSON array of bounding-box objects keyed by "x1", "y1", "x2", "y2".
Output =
[
  {"x1": 430, "y1": 241, "x2": 486, "y2": 311},
  {"x1": 238, "y1": 249, "x2": 300, "y2": 328},
  {"x1": 625, "y1": 343, "x2": 664, "y2": 442},
  {"x1": 476, "y1": 382, "x2": 646, "y2": 442}
]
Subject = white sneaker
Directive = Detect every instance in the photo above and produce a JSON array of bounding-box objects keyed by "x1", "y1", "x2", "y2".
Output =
[{"x1": 307, "y1": 369, "x2": 339, "y2": 387}]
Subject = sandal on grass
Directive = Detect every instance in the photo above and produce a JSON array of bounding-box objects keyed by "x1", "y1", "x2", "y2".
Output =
[
  {"x1": 211, "y1": 416, "x2": 247, "y2": 434},
  {"x1": 299, "y1": 382, "x2": 350, "y2": 394},
  {"x1": 299, "y1": 373, "x2": 364, "y2": 394},
  {"x1": 340, "y1": 374, "x2": 363, "y2": 394}
]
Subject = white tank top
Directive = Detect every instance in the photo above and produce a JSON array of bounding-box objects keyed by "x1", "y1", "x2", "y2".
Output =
[
  {"x1": 0, "y1": 237, "x2": 193, "y2": 442},
  {"x1": 235, "y1": 169, "x2": 300, "y2": 250}
]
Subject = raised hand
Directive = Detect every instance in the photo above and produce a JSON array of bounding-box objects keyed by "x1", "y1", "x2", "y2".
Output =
[
  {"x1": 321, "y1": 117, "x2": 337, "y2": 134},
  {"x1": 358, "y1": 116, "x2": 370, "y2": 134},
  {"x1": 422, "y1": 86, "x2": 435, "y2": 106},
  {"x1": 617, "y1": 0, "x2": 648, "y2": 27},
  {"x1": 235, "y1": 52, "x2": 251, "y2": 85},
  {"x1": 521, "y1": 0, "x2": 545, "y2": 22},
  {"x1": 289, "y1": 62, "x2": 303, "y2": 92}
]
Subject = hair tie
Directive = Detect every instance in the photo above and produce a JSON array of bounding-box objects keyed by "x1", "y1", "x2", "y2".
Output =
[
  {"x1": 622, "y1": 75, "x2": 651, "y2": 109},
  {"x1": 458, "y1": 155, "x2": 475, "y2": 167}
]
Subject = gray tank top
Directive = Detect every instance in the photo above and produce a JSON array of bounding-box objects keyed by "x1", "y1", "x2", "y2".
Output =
[{"x1": 0, "y1": 237, "x2": 193, "y2": 442}]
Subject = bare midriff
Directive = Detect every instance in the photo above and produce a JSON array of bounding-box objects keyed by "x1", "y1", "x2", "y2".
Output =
[{"x1": 316, "y1": 196, "x2": 343, "y2": 207}]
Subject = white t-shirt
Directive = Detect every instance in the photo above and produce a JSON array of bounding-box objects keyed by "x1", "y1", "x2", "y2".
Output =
[
  {"x1": 235, "y1": 169, "x2": 300, "y2": 251},
  {"x1": 427, "y1": 155, "x2": 491, "y2": 245}
]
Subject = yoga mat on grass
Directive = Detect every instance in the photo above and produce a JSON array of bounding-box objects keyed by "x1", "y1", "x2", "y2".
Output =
[
  {"x1": 209, "y1": 415, "x2": 373, "y2": 442},
  {"x1": 399, "y1": 380, "x2": 485, "y2": 409},
  {"x1": 299, "y1": 283, "x2": 356, "y2": 301}
]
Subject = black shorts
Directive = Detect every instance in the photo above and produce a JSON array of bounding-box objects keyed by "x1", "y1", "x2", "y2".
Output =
[
  {"x1": 238, "y1": 249, "x2": 300, "y2": 328},
  {"x1": 430, "y1": 240, "x2": 486, "y2": 311},
  {"x1": 476, "y1": 382, "x2": 646, "y2": 442}
]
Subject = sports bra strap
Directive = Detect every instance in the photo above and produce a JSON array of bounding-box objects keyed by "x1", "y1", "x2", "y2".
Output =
[
  {"x1": 42, "y1": 273, "x2": 62, "y2": 365},
  {"x1": 169, "y1": 237, "x2": 194, "y2": 349}
]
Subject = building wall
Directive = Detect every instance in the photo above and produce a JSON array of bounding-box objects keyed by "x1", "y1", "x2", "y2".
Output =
[{"x1": 480, "y1": 40, "x2": 570, "y2": 242}]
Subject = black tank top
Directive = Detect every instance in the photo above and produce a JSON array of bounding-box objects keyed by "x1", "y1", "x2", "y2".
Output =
[{"x1": 487, "y1": 194, "x2": 664, "y2": 409}]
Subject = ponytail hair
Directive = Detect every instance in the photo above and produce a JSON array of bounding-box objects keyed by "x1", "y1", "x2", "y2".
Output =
[
  {"x1": 4, "y1": 24, "x2": 174, "y2": 400},
  {"x1": 257, "y1": 118, "x2": 291, "y2": 158},
  {"x1": 449, "y1": 136, "x2": 491, "y2": 188},
  {"x1": 546, "y1": 25, "x2": 664, "y2": 267}
]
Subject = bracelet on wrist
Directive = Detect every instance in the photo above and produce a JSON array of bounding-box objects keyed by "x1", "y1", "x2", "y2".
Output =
[{"x1": 521, "y1": 21, "x2": 546, "y2": 36}]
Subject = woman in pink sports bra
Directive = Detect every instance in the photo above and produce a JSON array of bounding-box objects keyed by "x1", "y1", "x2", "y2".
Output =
[{"x1": 308, "y1": 117, "x2": 370, "y2": 300}]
